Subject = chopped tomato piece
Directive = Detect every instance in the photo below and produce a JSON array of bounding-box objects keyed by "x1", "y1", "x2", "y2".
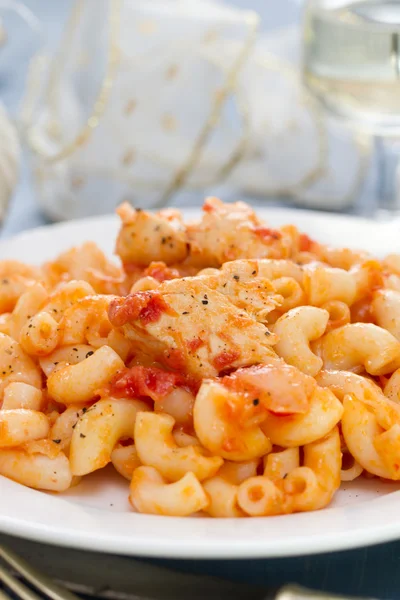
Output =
[
  {"x1": 144, "y1": 262, "x2": 180, "y2": 283},
  {"x1": 187, "y1": 338, "x2": 204, "y2": 353},
  {"x1": 163, "y1": 348, "x2": 187, "y2": 371},
  {"x1": 110, "y1": 365, "x2": 199, "y2": 401},
  {"x1": 299, "y1": 233, "x2": 315, "y2": 252},
  {"x1": 109, "y1": 291, "x2": 169, "y2": 327},
  {"x1": 254, "y1": 227, "x2": 282, "y2": 242},
  {"x1": 203, "y1": 199, "x2": 215, "y2": 213},
  {"x1": 111, "y1": 365, "x2": 184, "y2": 402},
  {"x1": 213, "y1": 349, "x2": 241, "y2": 371}
]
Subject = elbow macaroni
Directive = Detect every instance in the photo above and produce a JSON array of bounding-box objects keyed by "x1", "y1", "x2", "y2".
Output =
[
  {"x1": 1, "y1": 197, "x2": 400, "y2": 518},
  {"x1": 2, "y1": 382, "x2": 42, "y2": 410},
  {"x1": 261, "y1": 387, "x2": 343, "y2": 447},
  {"x1": 193, "y1": 380, "x2": 272, "y2": 461},
  {"x1": 47, "y1": 346, "x2": 124, "y2": 405},
  {"x1": 111, "y1": 443, "x2": 141, "y2": 480},
  {"x1": 134, "y1": 412, "x2": 223, "y2": 482},
  {"x1": 20, "y1": 312, "x2": 60, "y2": 357},
  {"x1": 203, "y1": 476, "x2": 244, "y2": 518},
  {"x1": 0, "y1": 441, "x2": 72, "y2": 491},
  {"x1": 273, "y1": 306, "x2": 328, "y2": 376},
  {"x1": 70, "y1": 398, "x2": 149, "y2": 475},
  {"x1": 129, "y1": 466, "x2": 209, "y2": 516},
  {"x1": 313, "y1": 323, "x2": 400, "y2": 375},
  {"x1": 237, "y1": 427, "x2": 341, "y2": 516},
  {"x1": 372, "y1": 289, "x2": 400, "y2": 341},
  {"x1": 0, "y1": 409, "x2": 49, "y2": 447}
]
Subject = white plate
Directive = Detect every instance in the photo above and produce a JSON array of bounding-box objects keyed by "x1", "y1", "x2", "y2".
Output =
[{"x1": 1, "y1": 207, "x2": 400, "y2": 559}]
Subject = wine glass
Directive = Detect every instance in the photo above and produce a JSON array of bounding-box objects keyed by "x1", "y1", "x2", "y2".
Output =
[{"x1": 302, "y1": 0, "x2": 400, "y2": 215}]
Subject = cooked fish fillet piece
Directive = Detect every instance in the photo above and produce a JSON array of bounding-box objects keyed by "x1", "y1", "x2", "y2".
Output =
[
  {"x1": 203, "y1": 258, "x2": 304, "y2": 283},
  {"x1": 130, "y1": 259, "x2": 301, "y2": 322},
  {"x1": 186, "y1": 197, "x2": 293, "y2": 267},
  {"x1": 194, "y1": 262, "x2": 283, "y2": 322},
  {"x1": 109, "y1": 278, "x2": 277, "y2": 379},
  {"x1": 115, "y1": 203, "x2": 188, "y2": 267}
]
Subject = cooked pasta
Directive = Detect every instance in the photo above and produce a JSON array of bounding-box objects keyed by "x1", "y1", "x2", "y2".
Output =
[{"x1": 1, "y1": 197, "x2": 400, "y2": 516}]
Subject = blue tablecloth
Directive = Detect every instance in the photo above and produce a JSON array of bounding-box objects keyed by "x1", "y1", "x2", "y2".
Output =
[{"x1": 1, "y1": 2, "x2": 400, "y2": 599}]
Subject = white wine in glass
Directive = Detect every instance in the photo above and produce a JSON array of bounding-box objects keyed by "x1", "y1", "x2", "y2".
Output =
[{"x1": 303, "y1": 0, "x2": 400, "y2": 212}]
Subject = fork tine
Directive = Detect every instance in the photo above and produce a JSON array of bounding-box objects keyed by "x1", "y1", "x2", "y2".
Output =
[
  {"x1": 0, "y1": 589, "x2": 13, "y2": 600},
  {"x1": 0, "y1": 564, "x2": 43, "y2": 600},
  {"x1": 0, "y1": 545, "x2": 79, "y2": 600}
]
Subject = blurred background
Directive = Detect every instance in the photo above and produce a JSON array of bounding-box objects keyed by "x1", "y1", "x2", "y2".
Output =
[{"x1": 0, "y1": 0, "x2": 382, "y2": 234}]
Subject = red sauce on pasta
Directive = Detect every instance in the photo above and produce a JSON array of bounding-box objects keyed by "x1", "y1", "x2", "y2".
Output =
[
  {"x1": 111, "y1": 365, "x2": 186, "y2": 402},
  {"x1": 213, "y1": 349, "x2": 241, "y2": 371},
  {"x1": 144, "y1": 262, "x2": 180, "y2": 282},
  {"x1": 254, "y1": 227, "x2": 282, "y2": 242},
  {"x1": 108, "y1": 291, "x2": 169, "y2": 326}
]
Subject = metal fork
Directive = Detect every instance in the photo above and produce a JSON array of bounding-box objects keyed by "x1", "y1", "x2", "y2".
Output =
[
  {"x1": 0, "y1": 544, "x2": 79, "y2": 600},
  {"x1": 0, "y1": 542, "x2": 376, "y2": 600}
]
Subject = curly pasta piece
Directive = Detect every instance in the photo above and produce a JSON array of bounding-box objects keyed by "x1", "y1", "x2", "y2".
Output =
[
  {"x1": 193, "y1": 380, "x2": 272, "y2": 461},
  {"x1": 0, "y1": 442, "x2": 72, "y2": 491},
  {"x1": 237, "y1": 427, "x2": 341, "y2": 515},
  {"x1": 7, "y1": 282, "x2": 48, "y2": 342},
  {"x1": 273, "y1": 306, "x2": 329, "y2": 376},
  {"x1": 111, "y1": 443, "x2": 141, "y2": 480},
  {"x1": 20, "y1": 312, "x2": 60, "y2": 356},
  {"x1": 313, "y1": 323, "x2": 400, "y2": 375},
  {"x1": 129, "y1": 466, "x2": 208, "y2": 516},
  {"x1": 303, "y1": 261, "x2": 379, "y2": 306},
  {"x1": 237, "y1": 476, "x2": 284, "y2": 516},
  {"x1": 272, "y1": 277, "x2": 306, "y2": 313},
  {"x1": 0, "y1": 333, "x2": 42, "y2": 399},
  {"x1": 384, "y1": 369, "x2": 400, "y2": 403},
  {"x1": 261, "y1": 387, "x2": 343, "y2": 447},
  {"x1": 134, "y1": 412, "x2": 223, "y2": 481},
  {"x1": 218, "y1": 459, "x2": 259, "y2": 485},
  {"x1": 43, "y1": 280, "x2": 95, "y2": 320},
  {"x1": 39, "y1": 344, "x2": 95, "y2": 377},
  {"x1": 2, "y1": 382, "x2": 43, "y2": 410},
  {"x1": 59, "y1": 295, "x2": 115, "y2": 347},
  {"x1": 372, "y1": 289, "x2": 400, "y2": 341},
  {"x1": 0, "y1": 261, "x2": 42, "y2": 314},
  {"x1": 321, "y1": 300, "x2": 350, "y2": 332},
  {"x1": 43, "y1": 242, "x2": 124, "y2": 295},
  {"x1": 70, "y1": 398, "x2": 149, "y2": 475},
  {"x1": 0, "y1": 409, "x2": 49, "y2": 447},
  {"x1": 286, "y1": 426, "x2": 341, "y2": 511},
  {"x1": 47, "y1": 346, "x2": 125, "y2": 405},
  {"x1": 49, "y1": 404, "x2": 88, "y2": 452},
  {"x1": 341, "y1": 394, "x2": 400, "y2": 479},
  {"x1": 263, "y1": 448, "x2": 300, "y2": 480},
  {"x1": 317, "y1": 369, "x2": 400, "y2": 431},
  {"x1": 340, "y1": 453, "x2": 363, "y2": 482},
  {"x1": 202, "y1": 476, "x2": 244, "y2": 518}
]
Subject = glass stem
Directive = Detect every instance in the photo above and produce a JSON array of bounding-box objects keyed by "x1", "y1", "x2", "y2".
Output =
[{"x1": 375, "y1": 136, "x2": 400, "y2": 213}]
